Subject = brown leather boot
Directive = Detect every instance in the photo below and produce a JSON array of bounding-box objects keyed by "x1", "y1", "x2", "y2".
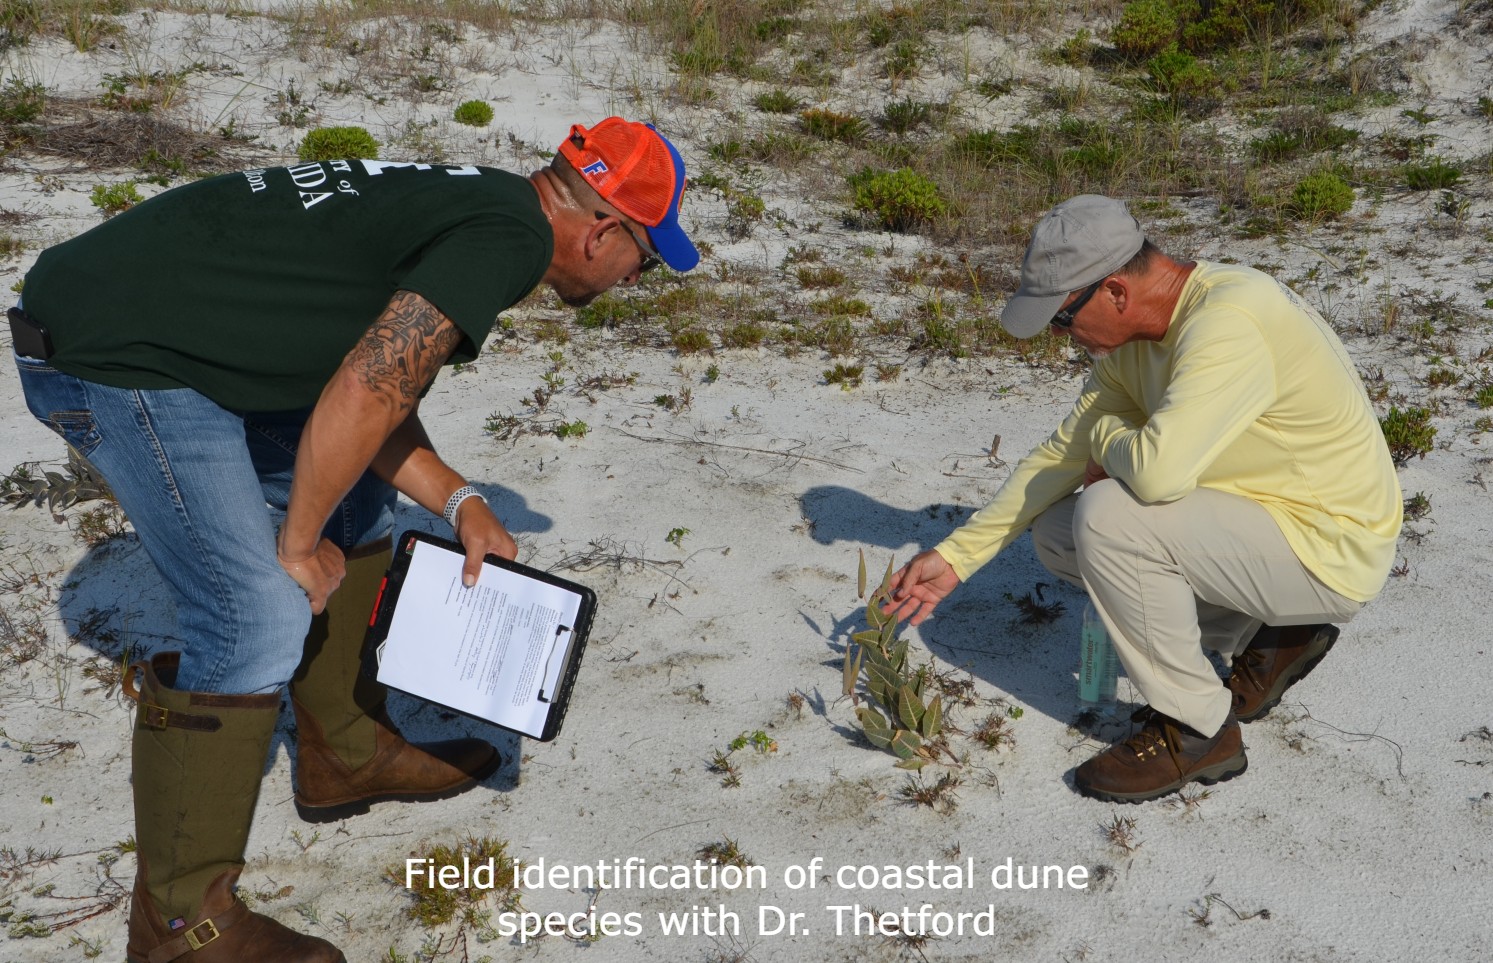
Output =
[
  {"x1": 290, "y1": 537, "x2": 500, "y2": 823},
  {"x1": 1227, "y1": 623, "x2": 1340, "y2": 722},
  {"x1": 123, "y1": 654, "x2": 345, "y2": 963},
  {"x1": 128, "y1": 863, "x2": 343, "y2": 963},
  {"x1": 1074, "y1": 707, "x2": 1247, "y2": 803}
]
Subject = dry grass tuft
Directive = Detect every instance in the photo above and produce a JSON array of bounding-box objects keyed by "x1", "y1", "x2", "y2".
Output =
[{"x1": 31, "y1": 105, "x2": 264, "y2": 173}]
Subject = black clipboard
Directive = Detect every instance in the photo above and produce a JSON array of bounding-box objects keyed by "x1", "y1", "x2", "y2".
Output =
[{"x1": 363, "y1": 530, "x2": 595, "y2": 742}]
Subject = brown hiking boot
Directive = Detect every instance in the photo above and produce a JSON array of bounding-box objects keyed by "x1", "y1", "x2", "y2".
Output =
[
  {"x1": 1074, "y1": 707, "x2": 1247, "y2": 803},
  {"x1": 292, "y1": 698, "x2": 501, "y2": 822},
  {"x1": 1227, "y1": 623, "x2": 1340, "y2": 723}
]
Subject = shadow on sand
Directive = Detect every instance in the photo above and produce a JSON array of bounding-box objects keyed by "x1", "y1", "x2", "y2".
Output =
[{"x1": 796, "y1": 484, "x2": 1126, "y2": 745}]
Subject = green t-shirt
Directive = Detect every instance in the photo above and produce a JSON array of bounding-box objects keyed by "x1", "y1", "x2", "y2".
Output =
[{"x1": 24, "y1": 160, "x2": 553, "y2": 411}]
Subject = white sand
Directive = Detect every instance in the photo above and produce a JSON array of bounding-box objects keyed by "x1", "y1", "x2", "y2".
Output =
[{"x1": 2, "y1": 1, "x2": 1491, "y2": 960}]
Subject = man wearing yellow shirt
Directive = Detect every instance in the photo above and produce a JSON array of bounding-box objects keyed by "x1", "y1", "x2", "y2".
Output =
[{"x1": 884, "y1": 194, "x2": 1401, "y2": 803}]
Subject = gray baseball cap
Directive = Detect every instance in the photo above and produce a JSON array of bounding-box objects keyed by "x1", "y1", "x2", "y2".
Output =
[{"x1": 1000, "y1": 194, "x2": 1145, "y2": 338}]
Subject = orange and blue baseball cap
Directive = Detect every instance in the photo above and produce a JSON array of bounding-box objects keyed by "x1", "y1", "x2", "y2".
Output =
[{"x1": 559, "y1": 117, "x2": 699, "y2": 272}]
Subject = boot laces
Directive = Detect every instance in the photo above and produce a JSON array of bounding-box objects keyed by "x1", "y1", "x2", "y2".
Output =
[
  {"x1": 1232, "y1": 646, "x2": 1268, "y2": 693},
  {"x1": 1122, "y1": 710, "x2": 1174, "y2": 761}
]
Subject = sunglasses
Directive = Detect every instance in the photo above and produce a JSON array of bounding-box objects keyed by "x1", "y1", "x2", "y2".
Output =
[
  {"x1": 597, "y1": 211, "x2": 661, "y2": 274},
  {"x1": 1050, "y1": 278, "x2": 1104, "y2": 328}
]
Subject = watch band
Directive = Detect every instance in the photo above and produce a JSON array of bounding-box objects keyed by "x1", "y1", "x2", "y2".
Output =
[{"x1": 443, "y1": 485, "x2": 486, "y2": 528}]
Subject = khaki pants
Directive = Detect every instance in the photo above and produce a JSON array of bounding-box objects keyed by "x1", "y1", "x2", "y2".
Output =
[{"x1": 1031, "y1": 480, "x2": 1362, "y2": 737}]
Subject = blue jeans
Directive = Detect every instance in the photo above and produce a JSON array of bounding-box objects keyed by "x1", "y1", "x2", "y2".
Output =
[{"x1": 16, "y1": 354, "x2": 394, "y2": 694}]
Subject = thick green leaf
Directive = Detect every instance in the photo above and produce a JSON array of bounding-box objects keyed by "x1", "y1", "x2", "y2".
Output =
[
  {"x1": 857, "y1": 549, "x2": 867, "y2": 599},
  {"x1": 857, "y1": 707, "x2": 893, "y2": 749},
  {"x1": 894, "y1": 756, "x2": 929, "y2": 771},
  {"x1": 852, "y1": 630, "x2": 881, "y2": 647},
  {"x1": 896, "y1": 685, "x2": 923, "y2": 730},
  {"x1": 922, "y1": 695, "x2": 943, "y2": 738},
  {"x1": 865, "y1": 660, "x2": 899, "y2": 703},
  {"x1": 842, "y1": 644, "x2": 860, "y2": 697},
  {"x1": 890, "y1": 728, "x2": 922, "y2": 759}
]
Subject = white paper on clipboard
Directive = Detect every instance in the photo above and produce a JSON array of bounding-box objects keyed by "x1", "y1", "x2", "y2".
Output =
[{"x1": 375, "y1": 540, "x2": 584, "y2": 737}]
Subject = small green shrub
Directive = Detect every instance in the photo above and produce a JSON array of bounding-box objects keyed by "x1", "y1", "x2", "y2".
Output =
[
  {"x1": 811, "y1": 295, "x2": 871, "y2": 317},
  {"x1": 1403, "y1": 491, "x2": 1431, "y2": 521},
  {"x1": 726, "y1": 193, "x2": 766, "y2": 238},
  {"x1": 0, "y1": 77, "x2": 45, "y2": 127},
  {"x1": 1472, "y1": 381, "x2": 1493, "y2": 409},
  {"x1": 813, "y1": 316, "x2": 858, "y2": 355},
  {"x1": 1425, "y1": 366, "x2": 1459, "y2": 389},
  {"x1": 574, "y1": 292, "x2": 644, "y2": 330},
  {"x1": 1112, "y1": 0, "x2": 1181, "y2": 60},
  {"x1": 880, "y1": 98, "x2": 936, "y2": 135},
  {"x1": 1288, "y1": 171, "x2": 1354, "y2": 221},
  {"x1": 1248, "y1": 123, "x2": 1357, "y2": 163},
  {"x1": 863, "y1": 4, "x2": 921, "y2": 46},
  {"x1": 795, "y1": 265, "x2": 847, "y2": 288},
  {"x1": 298, "y1": 126, "x2": 379, "y2": 161},
  {"x1": 1146, "y1": 45, "x2": 1214, "y2": 96},
  {"x1": 1114, "y1": 0, "x2": 1322, "y2": 60},
  {"x1": 1379, "y1": 405, "x2": 1436, "y2": 466},
  {"x1": 90, "y1": 181, "x2": 143, "y2": 217},
  {"x1": 752, "y1": 89, "x2": 801, "y2": 114},
  {"x1": 387, "y1": 836, "x2": 518, "y2": 926},
  {"x1": 745, "y1": 131, "x2": 818, "y2": 164},
  {"x1": 955, "y1": 124, "x2": 1043, "y2": 169},
  {"x1": 754, "y1": 14, "x2": 794, "y2": 41},
  {"x1": 707, "y1": 138, "x2": 746, "y2": 164},
  {"x1": 882, "y1": 38, "x2": 924, "y2": 81},
  {"x1": 671, "y1": 328, "x2": 712, "y2": 354},
  {"x1": 1051, "y1": 28, "x2": 1094, "y2": 66},
  {"x1": 824, "y1": 363, "x2": 864, "y2": 388},
  {"x1": 848, "y1": 167, "x2": 950, "y2": 232},
  {"x1": 554, "y1": 420, "x2": 588, "y2": 439},
  {"x1": 800, "y1": 108, "x2": 868, "y2": 144},
  {"x1": 1403, "y1": 157, "x2": 1460, "y2": 191},
  {"x1": 720, "y1": 319, "x2": 767, "y2": 348},
  {"x1": 452, "y1": 99, "x2": 493, "y2": 127}
]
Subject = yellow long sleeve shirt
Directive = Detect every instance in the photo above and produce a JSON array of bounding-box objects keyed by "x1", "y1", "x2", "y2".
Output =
[{"x1": 935, "y1": 261, "x2": 1403, "y2": 603}]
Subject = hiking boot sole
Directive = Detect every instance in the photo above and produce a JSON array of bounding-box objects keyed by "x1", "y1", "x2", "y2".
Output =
[
  {"x1": 1076, "y1": 751, "x2": 1248, "y2": 805},
  {"x1": 294, "y1": 752, "x2": 503, "y2": 823},
  {"x1": 1236, "y1": 625, "x2": 1340, "y2": 724}
]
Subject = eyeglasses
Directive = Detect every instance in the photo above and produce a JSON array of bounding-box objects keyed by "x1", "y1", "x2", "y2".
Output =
[
  {"x1": 1050, "y1": 279, "x2": 1104, "y2": 328},
  {"x1": 597, "y1": 211, "x2": 660, "y2": 274},
  {"x1": 623, "y1": 224, "x2": 661, "y2": 274}
]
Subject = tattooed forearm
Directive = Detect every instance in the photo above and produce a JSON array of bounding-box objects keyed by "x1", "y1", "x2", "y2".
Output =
[{"x1": 348, "y1": 291, "x2": 463, "y2": 412}]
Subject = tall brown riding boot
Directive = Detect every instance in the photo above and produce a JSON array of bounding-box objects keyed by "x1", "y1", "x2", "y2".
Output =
[
  {"x1": 290, "y1": 537, "x2": 501, "y2": 822},
  {"x1": 123, "y1": 654, "x2": 345, "y2": 963}
]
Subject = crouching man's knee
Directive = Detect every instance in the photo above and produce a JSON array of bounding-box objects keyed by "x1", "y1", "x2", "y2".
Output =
[{"x1": 1070, "y1": 478, "x2": 1146, "y2": 560}]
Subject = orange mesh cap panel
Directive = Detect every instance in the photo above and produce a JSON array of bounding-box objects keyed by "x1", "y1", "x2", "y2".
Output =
[{"x1": 560, "y1": 118, "x2": 680, "y2": 228}]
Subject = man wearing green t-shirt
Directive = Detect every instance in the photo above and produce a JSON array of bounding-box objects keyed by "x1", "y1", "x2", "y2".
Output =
[
  {"x1": 13, "y1": 117, "x2": 698, "y2": 963},
  {"x1": 883, "y1": 195, "x2": 1401, "y2": 805}
]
